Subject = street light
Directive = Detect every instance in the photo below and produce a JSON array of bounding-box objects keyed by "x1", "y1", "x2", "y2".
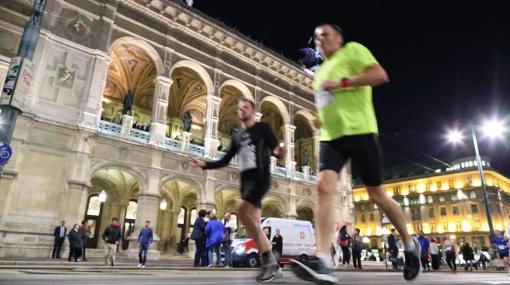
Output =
[{"x1": 446, "y1": 117, "x2": 508, "y2": 239}]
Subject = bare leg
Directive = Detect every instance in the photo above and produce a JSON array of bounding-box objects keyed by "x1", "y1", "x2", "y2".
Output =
[
  {"x1": 367, "y1": 185, "x2": 412, "y2": 247},
  {"x1": 315, "y1": 170, "x2": 339, "y2": 255},
  {"x1": 236, "y1": 199, "x2": 271, "y2": 253}
]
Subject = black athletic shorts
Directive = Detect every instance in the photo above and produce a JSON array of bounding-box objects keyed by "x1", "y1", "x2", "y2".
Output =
[
  {"x1": 240, "y1": 169, "x2": 271, "y2": 208},
  {"x1": 319, "y1": 134, "x2": 383, "y2": 186}
]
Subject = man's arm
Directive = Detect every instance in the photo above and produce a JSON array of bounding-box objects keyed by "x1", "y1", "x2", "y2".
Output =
[
  {"x1": 321, "y1": 64, "x2": 389, "y2": 90},
  {"x1": 188, "y1": 135, "x2": 238, "y2": 170}
]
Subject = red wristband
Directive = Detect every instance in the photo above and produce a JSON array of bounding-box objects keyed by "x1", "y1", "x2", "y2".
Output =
[{"x1": 340, "y1": 77, "x2": 350, "y2": 88}]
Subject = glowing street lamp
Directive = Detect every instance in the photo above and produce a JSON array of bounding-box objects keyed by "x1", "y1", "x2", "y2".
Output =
[{"x1": 445, "y1": 117, "x2": 508, "y2": 238}]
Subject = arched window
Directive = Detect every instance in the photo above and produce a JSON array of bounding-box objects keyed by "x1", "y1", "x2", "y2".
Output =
[
  {"x1": 86, "y1": 196, "x2": 101, "y2": 216},
  {"x1": 178, "y1": 207, "x2": 186, "y2": 225},
  {"x1": 125, "y1": 201, "x2": 138, "y2": 220},
  {"x1": 189, "y1": 208, "x2": 197, "y2": 226}
]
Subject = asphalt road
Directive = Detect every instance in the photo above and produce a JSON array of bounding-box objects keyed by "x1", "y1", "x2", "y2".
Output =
[{"x1": 1, "y1": 268, "x2": 510, "y2": 285}]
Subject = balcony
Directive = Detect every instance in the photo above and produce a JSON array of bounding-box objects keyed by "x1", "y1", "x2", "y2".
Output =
[{"x1": 98, "y1": 120, "x2": 316, "y2": 182}]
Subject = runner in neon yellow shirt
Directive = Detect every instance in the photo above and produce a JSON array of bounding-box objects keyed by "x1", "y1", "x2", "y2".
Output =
[{"x1": 291, "y1": 23, "x2": 422, "y2": 284}]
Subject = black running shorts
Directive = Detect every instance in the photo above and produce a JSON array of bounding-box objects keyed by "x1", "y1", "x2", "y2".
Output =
[
  {"x1": 240, "y1": 169, "x2": 271, "y2": 208},
  {"x1": 319, "y1": 134, "x2": 383, "y2": 187}
]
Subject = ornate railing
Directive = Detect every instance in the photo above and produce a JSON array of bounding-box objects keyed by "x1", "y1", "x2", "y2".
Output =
[
  {"x1": 188, "y1": 144, "x2": 205, "y2": 157},
  {"x1": 98, "y1": 121, "x2": 121, "y2": 136},
  {"x1": 129, "y1": 128, "x2": 152, "y2": 144},
  {"x1": 274, "y1": 166, "x2": 288, "y2": 177},
  {"x1": 295, "y1": 171, "x2": 305, "y2": 180},
  {"x1": 163, "y1": 137, "x2": 182, "y2": 151},
  {"x1": 97, "y1": 120, "x2": 317, "y2": 183}
]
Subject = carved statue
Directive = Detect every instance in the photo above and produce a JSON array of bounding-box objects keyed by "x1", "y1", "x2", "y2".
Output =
[
  {"x1": 182, "y1": 110, "x2": 192, "y2": 132},
  {"x1": 303, "y1": 148, "x2": 309, "y2": 166},
  {"x1": 122, "y1": 89, "x2": 134, "y2": 115}
]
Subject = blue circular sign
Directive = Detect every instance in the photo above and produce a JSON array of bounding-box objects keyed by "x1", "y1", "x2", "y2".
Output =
[{"x1": 0, "y1": 142, "x2": 12, "y2": 164}]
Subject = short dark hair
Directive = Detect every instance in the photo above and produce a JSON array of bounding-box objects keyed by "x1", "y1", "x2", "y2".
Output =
[
  {"x1": 111, "y1": 217, "x2": 118, "y2": 222},
  {"x1": 239, "y1": 98, "x2": 255, "y2": 110},
  {"x1": 314, "y1": 23, "x2": 344, "y2": 39},
  {"x1": 81, "y1": 220, "x2": 86, "y2": 225},
  {"x1": 198, "y1": 209, "x2": 207, "y2": 217},
  {"x1": 391, "y1": 228, "x2": 396, "y2": 232},
  {"x1": 145, "y1": 220, "x2": 150, "y2": 224},
  {"x1": 355, "y1": 228, "x2": 360, "y2": 233}
]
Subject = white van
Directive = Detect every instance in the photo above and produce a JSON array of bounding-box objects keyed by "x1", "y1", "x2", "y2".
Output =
[{"x1": 232, "y1": 218, "x2": 316, "y2": 267}]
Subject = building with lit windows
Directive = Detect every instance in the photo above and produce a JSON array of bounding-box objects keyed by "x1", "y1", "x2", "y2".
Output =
[
  {"x1": 352, "y1": 157, "x2": 510, "y2": 250},
  {"x1": 0, "y1": 0, "x2": 353, "y2": 258}
]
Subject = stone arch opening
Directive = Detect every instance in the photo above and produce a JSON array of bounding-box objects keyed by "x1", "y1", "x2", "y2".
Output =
[{"x1": 294, "y1": 112, "x2": 315, "y2": 172}]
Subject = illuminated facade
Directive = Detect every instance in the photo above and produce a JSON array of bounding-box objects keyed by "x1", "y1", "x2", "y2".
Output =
[
  {"x1": 352, "y1": 157, "x2": 510, "y2": 250},
  {"x1": 0, "y1": 0, "x2": 353, "y2": 258}
]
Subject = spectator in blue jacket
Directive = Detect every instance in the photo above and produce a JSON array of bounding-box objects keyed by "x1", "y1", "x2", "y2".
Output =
[
  {"x1": 492, "y1": 230, "x2": 509, "y2": 271},
  {"x1": 418, "y1": 231, "x2": 430, "y2": 273},
  {"x1": 138, "y1": 220, "x2": 153, "y2": 268},
  {"x1": 205, "y1": 213, "x2": 225, "y2": 267}
]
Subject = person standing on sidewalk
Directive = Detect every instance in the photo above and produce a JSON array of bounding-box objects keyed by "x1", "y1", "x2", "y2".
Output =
[
  {"x1": 417, "y1": 231, "x2": 430, "y2": 272},
  {"x1": 191, "y1": 209, "x2": 207, "y2": 267},
  {"x1": 52, "y1": 220, "x2": 66, "y2": 259},
  {"x1": 188, "y1": 98, "x2": 285, "y2": 282},
  {"x1": 461, "y1": 242, "x2": 474, "y2": 271},
  {"x1": 290, "y1": 23, "x2": 421, "y2": 284},
  {"x1": 429, "y1": 238, "x2": 440, "y2": 270},
  {"x1": 388, "y1": 228, "x2": 399, "y2": 270},
  {"x1": 444, "y1": 235, "x2": 457, "y2": 273},
  {"x1": 338, "y1": 225, "x2": 351, "y2": 269},
  {"x1": 68, "y1": 223, "x2": 82, "y2": 262},
  {"x1": 351, "y1": 228, "x2": 363, "y2": 270},
  {"x1": 223, "y1": 213, "x2": 236, "y2": 268},
  {"x1": 103, "y1": 217, "x2": 122, "y2": 266},
  {"x1": 138, "y1": 220, "x2": 153, "y2": 268},
  {"x1": 271, "y1": 228, "x2": 283, "y2": 260},
  {"x1": 78, "y1": 220, "x2": 89, "y2": 261},
  {"x1": 205, "y1": 213, "x2": 224, "y2": 267},
  {"x1": 492, "y1": 230, "x2": 509, "y2": 272}
]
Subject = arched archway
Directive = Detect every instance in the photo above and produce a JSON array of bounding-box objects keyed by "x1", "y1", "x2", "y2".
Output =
[
  {"x1": 261, "y1": 195, "x2": 288, "y2": 218},
  {"x1": 86, "y1": 168, "x2": 141, "y2": 249},
  {"x1": 294, "y1": 111, "x2": 316, "y2": 172},
  {"x1": 296, "y1": 200, "x2": 315, "y2": 223},
  {"x1": 260, "y1": 97, "x2": 289, "y2": 165},
  {"x1": 215, "y1": 188, "x2": 240, "y2": 218},
  {"x1": 157, "y1": 179, "x2": 201, "y2": 252},
  {"x1": 217, "y1": 83, "x2": 247, "y2": 149},
  {"x1": 167, "y1": 62, "x2": 212, "y2": 142},
  {"x1": 102, "y1": 39, "x2": 163, "y2": 128}
]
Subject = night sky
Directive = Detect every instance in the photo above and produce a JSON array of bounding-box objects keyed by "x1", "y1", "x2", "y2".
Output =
[{"x1": 193, "y1": 1, "x2": 510, "y2": 176}]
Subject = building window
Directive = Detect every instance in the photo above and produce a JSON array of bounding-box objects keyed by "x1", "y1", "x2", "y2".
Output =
[
  {"x1": 370, "y1": 213, "x2": 375, "y2": 222},
  {"x1": 393, "y1": 186, "x2": 401, "y2": 196},
  {"x1": 451, "y1": 193, "x2": 458, "y2": 201},
  {"x1": 429, "y1": 208, "x2": 435, "y2": 218},
  {"x1": 125, "y1": 201, "x2": 138, "y2": 220},
  {"x1": 440, "y1": 207, "x2": 447, "y2": 216},
  {"x1": 431, "y1": 224, "x2": 436, "y2": 232},
  {"x1": 452, "y1": 206, "x2": 459, "y2": 215},
  {"x1": 412, "y1": 209, "x2": 421, "y2": 221},
  {"x1": 439, "y1": 196, "x2": 445, "y2": 203},
  {"x1": 177, "y1": 207, "x2": 186, "y2": 225},
  {"x1": 470, "y1": 191, "x2": 476, "y2": 199},
  {"x1": 428, "y1": 195, "x2": 434, "y2": 204},
  {"x1": 361, "y1": 214, "x2": 366, "y2": 223},
  {"x1": 86, "y1": 196, "x2": 101, "y2": 216},
  {"x1": 471, "y1": 204, "x2": 479, "y2": 214},
  {"x1": 426, "y1": 183, "x2": 431, "y2": 191},
  {"x1": 437, "y1": 181, "x2": 442, "y2": 189},
  {"x1": 448, "y1": 179, "x2": 455, "y2": 189},
  {"x1": 361, "y1": 204, "x2": 366, "y2": 211}
]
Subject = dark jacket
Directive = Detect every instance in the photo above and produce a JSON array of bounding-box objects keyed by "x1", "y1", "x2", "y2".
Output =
[
  {"x1": 461, "y1": 244, "x2": 474, "y2": 260},
  {"x1": 103, "y1": 224, "x2": 122, "y2": 244},
  {"x1": 388, "y1": 234, "x2": 398, "y2": 254},
  {"x1": 190, "y1": 217, "x2": 205, "y2": 240},
  {"x1": 78, "y1": 227, "x2": 88, "y2": 247},
  {"x1": 68, "y1": 229, "x2": 82, "y2": 248},
  {"x1": 53, "y1": 226, "x2": 67, "y2": 239}
]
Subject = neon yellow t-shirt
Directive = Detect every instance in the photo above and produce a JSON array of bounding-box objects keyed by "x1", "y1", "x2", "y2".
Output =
[{"x1": 313, "y1": 42, "x2": 379, "y2": 141}]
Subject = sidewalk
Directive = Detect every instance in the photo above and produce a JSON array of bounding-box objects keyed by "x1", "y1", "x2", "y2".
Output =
[{"x1": 0, "y1": 258, "x2": 505, "y2": 273}]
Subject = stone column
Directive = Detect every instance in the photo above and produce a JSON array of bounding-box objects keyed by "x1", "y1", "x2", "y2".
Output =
[
  {"x1": 270, "y1": 156, "x2": 277, "y2": 174},
  {"x1": 303, "y1": 166, "x2": 310, "y2": 181},
  {"x1": 204, "y1": 95, "x2": 221, "y2": 158},
  {"x1": 181, "y1": 131, "x2": 192, "y2": 152},
  {"x1": 283, "y1": 124, "x2": 296, "y2": 176},
  {"x1": 150, "y1": 76, "x2": 172, "y2": 145},
  {"x1": 78, "y1": 51, "x2": 110, "y2": 130}
]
